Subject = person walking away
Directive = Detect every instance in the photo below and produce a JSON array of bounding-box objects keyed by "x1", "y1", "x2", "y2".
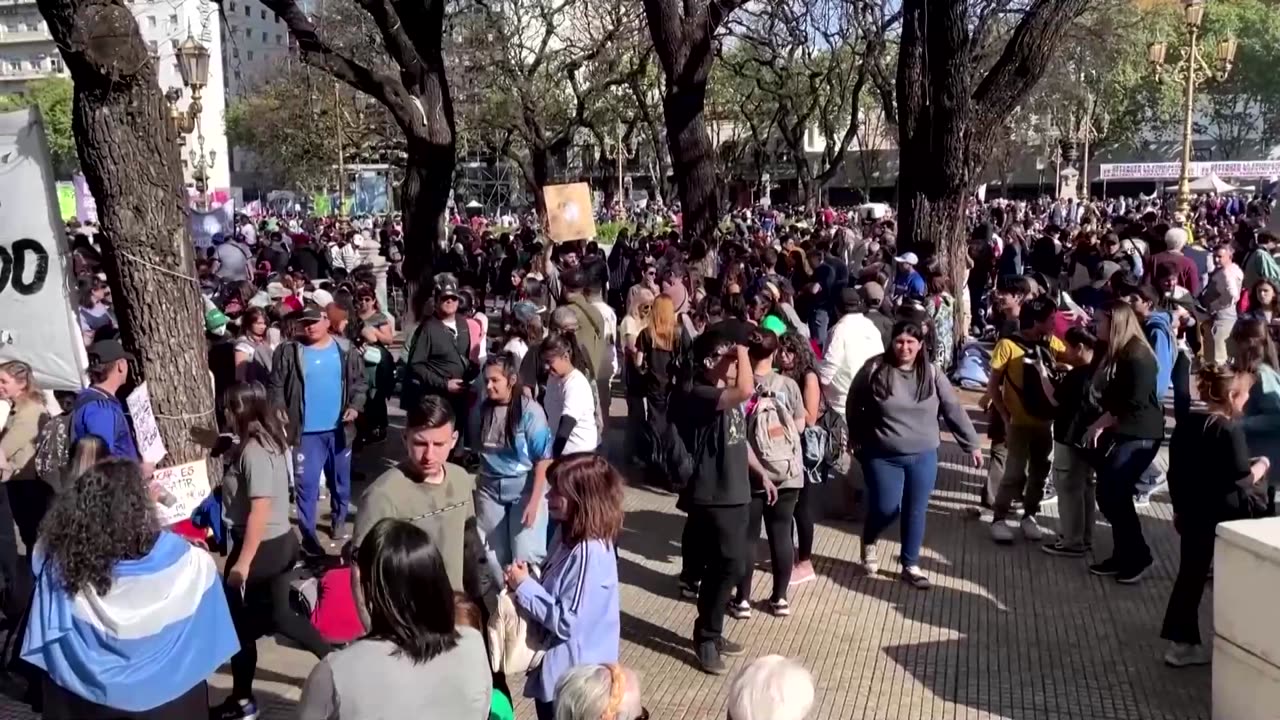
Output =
[
  {"x1": 585, "y1": 262, "x2": 619, "y2": 424},
  {"x1": 987, "y1": 297, "x2": 1065, "y2": 543},
  {"x1": 1085, "y1": 301, "x2": 1166, "y2": 584},
  {"x1": 215, "y1": 232, "x2": 254, "y2": 283},
  {"x1": 1200, "y1": 244, "x2": 1242, "y2": 366},
  {"x1": 818, "y1": 288, "x2": 883, "y2": 419},
  {"x1": 21, "y1": 459, "x2": 238, "y2": 719},
  {"x1": 355, "y1": 397, "x2": 491, "y2": 600},
  {"x1": 470, "y1": 353, "x2": 554, "y2": 568},
  {"x1": 503, "y1": 453, "x2": 623, "y2": 720},
  {"x1": 541, "y1": 333, "x2": 601, "y2": 457},
  {"x1": 731, "y1": 330, "x2": 804, "y2": 618},
  {"x1": 354, "y1": 286, "x2": 396, "y2": 444},
  {"x1": 298, "y1": 519, "x2": 493, "y2": 719},
  {"x1": 1038, "y1": 327, "x2": 1100, "y2": 557},
  {"x1": 1162, "y1": 366, "x2": 1268, "y2": 667},
  {"x1": 559, "y1": 268, "x2": 608, "y2": 383},
  {"x1": 635, "y1": 295, "x2": 690, "y2": 469},
  {"x1": 215, "y1": 383, "x2": 332, "y2": 720},
  {"x1": 401, "y1": 273, "x2": 476, "y2": 436},
  {"x1": 847, "y1": 321, "x2": 982, "y2": 589},
  {"x1": 672, "y1": 337, "x2": 754, "y2": 674},
  {"x1": 270, "y1": 305, "x2": 367, "y2": 554}
]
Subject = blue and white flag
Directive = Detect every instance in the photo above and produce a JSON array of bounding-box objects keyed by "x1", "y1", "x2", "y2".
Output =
[{"x1": 22, "y1": 531, "x2": 239, "y2": 712}]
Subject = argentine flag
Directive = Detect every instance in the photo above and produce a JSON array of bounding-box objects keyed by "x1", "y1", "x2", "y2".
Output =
[{"x1": 21, "y1": 531, "x2": 239, "y2": 711}]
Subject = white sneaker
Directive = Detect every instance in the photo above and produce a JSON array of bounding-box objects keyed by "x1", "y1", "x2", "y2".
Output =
[
  {"x1": 1163, "y1": 642, "x2": 1211, "y2": 667},
  {"x1": 990, "y1": 521, "x2": 1015, "y2": 543},
  {"x1": 1020, "y1": 516, "x2": 1044, "y2": 541},
  {"x1": 861, "y1": 543, "x2": 880, "y2": 575}
]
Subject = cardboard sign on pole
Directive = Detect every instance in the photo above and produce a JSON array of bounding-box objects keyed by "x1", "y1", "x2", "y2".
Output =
[{"x1": 543, "y1": 183, "x2": 596, "y2": 243}]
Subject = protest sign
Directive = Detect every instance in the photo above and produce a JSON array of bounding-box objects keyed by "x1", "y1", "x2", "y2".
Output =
[
  {"x1": 544, "y1": 183, "x2": 597, "y2": 243},
  {"x1": 150, "y1": 459, "x2": 211, "y2": 526},
  {"x1": 126, "y1": 382, "x2": 167, "y2": 465},
  {"x1": 0, "y1": 109, "x2": 89, "y2": 392}
]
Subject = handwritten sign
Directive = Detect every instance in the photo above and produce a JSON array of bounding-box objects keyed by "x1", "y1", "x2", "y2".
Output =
[
  {"x1": 126, "y1": 382, "x2": 167, "y2": 465},
  {"x1": 150, "y1": 459, "x2": 210, "y2": 526},
  {"x1": 543, "y1": 183, "x2": 597, "y2": 243}
]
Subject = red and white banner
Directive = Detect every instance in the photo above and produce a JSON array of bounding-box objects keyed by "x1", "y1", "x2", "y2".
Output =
[{"x1": 1099, "y1": 161, "x2": 1280, "y2": 181}]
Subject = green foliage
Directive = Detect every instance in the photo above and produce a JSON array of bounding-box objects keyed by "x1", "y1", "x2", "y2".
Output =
[
  {"x1": 0, "y1": 77, "x2": 76, "y2": 178},
  {"x1": 595, "y1": 221, "x2": 631, "y2": 245},
  {"x1": 1196, "y1": 0, "x2": 1280, "y2": 156}
]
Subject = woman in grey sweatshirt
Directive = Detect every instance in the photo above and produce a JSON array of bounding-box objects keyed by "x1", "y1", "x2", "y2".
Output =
[{"x1": 847, "y1": 320, "x2": 982, "y2": 589}]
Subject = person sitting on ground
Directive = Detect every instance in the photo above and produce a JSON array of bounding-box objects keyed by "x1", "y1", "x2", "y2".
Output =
[
  {"x1": 21, "y1": 459, "x2": 238, "y2": 720},
  {"x1": 552, "y1": 664, "x2": 646, "y2": 720},
  {"x1": 726, "y1": 655, "x2": 816, "y2": 720},
  {"x1": 298, "y1": 519, "x2": 493, "y2": 719}
]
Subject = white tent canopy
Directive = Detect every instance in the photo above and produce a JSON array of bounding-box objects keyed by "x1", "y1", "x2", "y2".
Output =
[{"x1": 1163, "y1": 172, "x2": 1254, "y2": 194}]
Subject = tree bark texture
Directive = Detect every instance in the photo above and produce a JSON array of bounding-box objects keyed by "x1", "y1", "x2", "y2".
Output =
[
  {"x1": 642, "y1": 0, "x2": 747, "y2": 246},
  {"x1": 36, "y1": 0, "x2": 215, "y2": 465},
  {"x1": 894, "y1": 0, "x2": 1088, "y2": 340}
]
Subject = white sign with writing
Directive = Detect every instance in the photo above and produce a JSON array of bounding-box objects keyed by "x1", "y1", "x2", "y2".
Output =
[
  {"x1": 1099, "y1": 160, "x2": 1280, "y2": 181},
  {"x1": 0, "y1": 109, "x2": 88, "y2": 392},
  {"x1": 150, "y1": 459, "x2": 211, "y2": 526},
  {"x1": 126, "y1": 382, "x2": 167, "y2": 465}
]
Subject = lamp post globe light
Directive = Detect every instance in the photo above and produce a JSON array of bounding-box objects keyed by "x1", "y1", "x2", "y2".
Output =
[{"x1": 1147, "y1": 0, "x2": 1238, "y2": 216}]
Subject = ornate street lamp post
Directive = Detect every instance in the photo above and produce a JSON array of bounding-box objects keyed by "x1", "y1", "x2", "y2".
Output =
[
  {"x1": 1148, "y1": 0, "x2": 1237, "y2": 216},
  {"x1": 167, "y1": 31, "x2": 216, "y2": 210}
]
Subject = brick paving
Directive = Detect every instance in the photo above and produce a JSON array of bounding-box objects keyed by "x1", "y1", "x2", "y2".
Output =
[{"x1": 0, "y1": 404, "x2": 1213, "y2": 719}]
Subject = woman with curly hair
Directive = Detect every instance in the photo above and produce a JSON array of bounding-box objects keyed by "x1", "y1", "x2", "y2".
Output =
[
  {"x1": 775, "y1": 331, "x2": 823, "y2": 586},
  {"x1": 21, "y1": 459, "x2": 238, "y2": 719}
]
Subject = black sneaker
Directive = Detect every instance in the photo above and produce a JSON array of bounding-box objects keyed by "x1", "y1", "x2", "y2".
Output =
[
  {"x1": 1116, "y1": 558, "x2": 1154, "y2": 585},
  {"x1": 696, "y1": 640, "x2": 726, "y2": 675},
  {"x1": 1088, "y1": 557, "x2": 1122, "y2": 577},
  {"x1": 715, "y1": 636, "x2": 746, "y2": 657},
  {"x1": 1041, "y1": 541, "x2": 1086, "y2": 558}
]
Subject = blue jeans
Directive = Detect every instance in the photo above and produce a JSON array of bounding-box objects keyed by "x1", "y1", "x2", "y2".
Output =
[
  {"x1": 1094, "y1": 435, "x2": 1161, "y2": 570},
  {"x1": 474, "y1": 484, "x2": 548, "y2": 571},
  {"x1": 809, "y1": 308, "x2": 831, "y2": 352},
  {"x1": 295, "y1": 429, "x2": 352, "y2": 548},
  {"x1": 860, "y1": 449, "x2": 939, "y2": 568}
]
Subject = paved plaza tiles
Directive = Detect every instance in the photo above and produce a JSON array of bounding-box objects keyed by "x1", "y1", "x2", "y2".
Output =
[{"x1": 0, "y1": 449, "x2": 1212, "y2": 720}]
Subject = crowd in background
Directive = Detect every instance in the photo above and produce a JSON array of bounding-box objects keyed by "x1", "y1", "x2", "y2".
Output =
[{"x1": 0, "y1": 188, "x2": 1275, "y2": 716}]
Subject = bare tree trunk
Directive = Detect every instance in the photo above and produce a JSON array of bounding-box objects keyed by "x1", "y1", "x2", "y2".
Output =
[
  {"x1": 662, "y1": 80, "x2": 719, "y2": 244},
  {"x1": 37, "y1": 0, "x2": 214, "y2": 464},
  {"x1": 400, "y1": 139, "x2": 448, "y2": 293}
]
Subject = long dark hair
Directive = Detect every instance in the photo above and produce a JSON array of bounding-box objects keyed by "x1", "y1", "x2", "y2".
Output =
[
  {"x1": 358, "y1": 518, "x2": 459, "y2": 663},
  {"x1": 43, "y1": 459, "x2": 160, "y2": 595},
  {"x1": 224, "y1": 382, "x2": 291, "y2": 454},
  {"x1": 481, "y1": 352, "x2": 527, "y2": 449},
  {"x1": 542, "y1": 331, "x2": 594, "y2": 378},
  {"x1": 776, "y1": 330, "x2": 816, "y2": 385},
  {"x1": 871, "y1": 321, "x2": 934, "y2": 402}
]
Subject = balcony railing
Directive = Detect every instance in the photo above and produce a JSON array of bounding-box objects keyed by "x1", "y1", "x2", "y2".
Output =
[{"x1": 0, "y1": 29, "x2": 53, "y2": 43}]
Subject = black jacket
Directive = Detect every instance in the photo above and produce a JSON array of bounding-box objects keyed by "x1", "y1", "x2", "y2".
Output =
[
  {"x1": 1097, "y1": 338, "x2": 1164, "y2": 441},
  {"x1": 401, "y1": 316, "x2": 475, "y2": 408},
  {"x1": 269, "y1": 336, "x2": 368, "y2": 444}
]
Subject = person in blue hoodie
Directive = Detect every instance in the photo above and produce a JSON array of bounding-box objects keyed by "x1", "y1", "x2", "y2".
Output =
[{"x1": 503, "y1": 453, "x2": 622, "y2": 720}]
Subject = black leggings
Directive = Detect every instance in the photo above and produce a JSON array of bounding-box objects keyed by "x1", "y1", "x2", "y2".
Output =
[
  {"x1": 225, "y1": 532, "x2": 331, "y2": 700},
  {"x1": 794, "y1": 482, "x2": 815, "y2": 562},
  {"x1": 736, "y1": 489, "x2": 799, "y2": 603}
]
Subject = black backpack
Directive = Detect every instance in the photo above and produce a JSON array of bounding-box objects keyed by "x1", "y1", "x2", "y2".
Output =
[{"x1": 1007, "y1": 336, "x2": 1061, "y2": 420}]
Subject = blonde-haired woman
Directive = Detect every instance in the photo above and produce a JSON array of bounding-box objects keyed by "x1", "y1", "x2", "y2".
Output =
[
  {"x1": 620, "y1": 286, "x2": 654, "y2": 464},
  {"x1": 1085, "y1": 301, "x2": 1166, "y2": 585},
  {"x1": 0, "y1": 361, "x2": 52, "y2": 542}
]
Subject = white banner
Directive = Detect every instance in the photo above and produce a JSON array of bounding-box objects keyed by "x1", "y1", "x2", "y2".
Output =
[
  {"x1": 0, "y1": 109, "x2": 88, "y2": 392},
  {"x1": 190, "y1": 204, "x2": 234, "y2": 254},
  {"x1": 1099, "y1": 160, "x2": 1280, "y2": 181},
  {"x1": 150, "y1": 459, "x2": 211, "y2": 526},
  {"x1": 126, "y1": 382, "x2": 167, "y2": 465}
]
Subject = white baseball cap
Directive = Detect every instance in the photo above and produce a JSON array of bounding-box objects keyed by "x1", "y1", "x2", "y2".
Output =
[{"x1": 894, "y1": 252, "x2": 919, "y2": 266}]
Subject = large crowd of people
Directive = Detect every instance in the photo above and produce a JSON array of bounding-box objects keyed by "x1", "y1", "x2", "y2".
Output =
[{"x1": 0, "y1": 190, "x2": 1276, "y2": 716}]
